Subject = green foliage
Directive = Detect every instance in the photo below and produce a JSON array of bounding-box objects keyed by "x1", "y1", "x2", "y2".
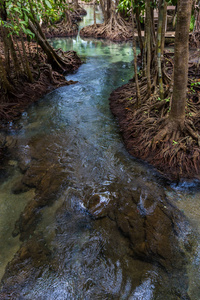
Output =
[
  {"x1": 157, "y1": 96, "x2": 170, "y2": 102},
  {"x1": 0, "y1": 0, "x2": 70, "y2": 40},
  {"x1": 117, "y1": 0, "x2": 145, "y2": 17},
  {"x1": 190, "y1": 14, "x2": 195, "y2": 31},
  {"x1": 166, "y1": 0, "x2": 177, "y2": 5},
  {"x1": 189, "y1": 81, "x2": 200, "y2": 94},
  {"x1": 191, "y1": 81, "x2": 200, "y2": 87}
]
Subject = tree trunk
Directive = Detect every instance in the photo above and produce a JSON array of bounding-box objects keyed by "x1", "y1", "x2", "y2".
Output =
[
  {"x1": 0, "y1": 0, "x2": 6, "y2": 21},
  {"x1": 0, "y1": 55, "x2": 14, "y2": 93},
  {"x1": 161, "y1": 1, "x2": 167, "y2": 55},
  {"x1": 0, "y1": 1, "x2": 20, "y2": 76},
  {"x1": 157, "y1": 0, "x2": 165, "y2": 99},
  {"x1": 145, "y1": 0, "x2": 151, "y2": 95},
  {"x1": 135, "y1": 6, "x2": 143, "y2": 56},
  {"x1": 27, "y1": 0, "x2": 68, "y2": 71},
  {"x1": 131, "y1": 0, "x2": 141, "y2": 106},
  {"x1": 106, "y1": 0, "x2": 111, "y2": 22},
  {"x1": 169, "y1": 0, "x2": 192, "y2": 125},
  {"x1": 99, "y1": 0, "x2": 106, "y2": 21},
  {"x1": 150, "y1": 6, "x2": 156, "y2": 49},
  {"x1": 74, "y1": 0, "x2": 78, "y2": 10},
  {"x1": 19, "y1": 30, "x2": 34, "y2": 83},
  {"x1": 28, "y1": 20, "x2": 66, "y2": 72},
  {"x1": 0, "y1": 0, "x2": 9, "y2": 69},
  {"x1": 93, "y1": 0, "x2": 96, "y2": 27},
  {"x1": 194, "y1": 0, "x2": 200, "y2": 31}
]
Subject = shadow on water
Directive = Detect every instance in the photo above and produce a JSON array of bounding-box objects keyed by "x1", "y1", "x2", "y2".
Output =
[{"x1": 0, "y1": 5, "x2": 200, "y2": 300}]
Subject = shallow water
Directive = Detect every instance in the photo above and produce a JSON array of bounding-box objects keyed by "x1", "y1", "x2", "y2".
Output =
[{"x1": 0, "y1": 5, "x2": 200, "y2": 300}]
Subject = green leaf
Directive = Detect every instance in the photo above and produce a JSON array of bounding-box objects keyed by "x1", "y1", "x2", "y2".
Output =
[
  {"x1": 44, "y1": 0, "x2": 52, "y2": 9},
  {"x1": 24, "y1": 13, "x2": 28, "y2": 23}
]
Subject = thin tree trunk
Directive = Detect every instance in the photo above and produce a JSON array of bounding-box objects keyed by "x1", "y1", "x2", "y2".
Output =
[
  {"x1": 19, "y1": 31, "x2": 34, "y2": 83},
  {"x1": 28, "y1": 20, "x2": 65, "y2": 71},
  {"x1": 15, "y1": 33, "x2": 27, "y2": 73},
  {"x1": 150, "y1": 7, "x2": 156, "y2": 49},
  {"x1": 93, "y1": 0, "x2": 96, "y2": 27},
  {"x1": 169, "y1": 0, "x2": 192, "y2": 125},
  {"x1": 143, "y1": 30, "x2": 147, "y2": 77},
  {"x1": 0, "y1": 55, "x2": 14, "y2": 92},
  {"x1": 0, "y1": 2, "x2": 10, "y2": 70},
  {"x1": 99, "y1": 0, "x2": 106, "y2": 21},
  {"x1": 131, "y1": 0, "x2": 141, "y2": 106},
  {"x1": 161, "y1": 1, "x2": 167, "y2": 54},
  {"x1": 157, "y1": 0, "x2": 165, "y2": 99},
  {"x1": 8, "y1": 33, "x2": 21, "y2": 76},
  {"x1": 146, "y1": 0, "x2": 151, "y2": 95},
  {"x1": 0, "y1": 1, "x2": 20, "y2": 76},
  {"x1": 0, "y1": 26, "x2": 10, "y2": 70},
  {"x1": 135, "y1": 6, "x2": 143, "y2": 56},
  {"x1": 106, "y1": 0, "x2": 111, "y2": 22},
  {"x1": 74, "y1": 0, "x2": 78, "y2": 10}
]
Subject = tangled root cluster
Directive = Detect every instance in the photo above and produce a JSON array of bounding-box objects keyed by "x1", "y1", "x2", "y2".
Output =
[
  {"x1": 42, "y1": 5, "x2": 87, "y2": 38},
  {"x1": 189, "y1": 31, "x2": 200, "y2": 49},
  {"x1": 42, "y1": 20, "x2": 78, "y2": 38},
  {"x1": 80, "y1": 15, "x2": 132, "y2": 42},
  {"x1": 0, "y1": 45, "x2": 81, "y2": 126},
  {"x1": 110, "y1": 72, "x2": 200, "y2": 181}
]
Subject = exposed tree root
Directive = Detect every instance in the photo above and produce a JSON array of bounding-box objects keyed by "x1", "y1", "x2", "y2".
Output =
[
  {"x1": 189, "y1": 31, "x2": 200, "y2": 49},
  {"x1": 72, "y1": 4, "x2": 87, "y2": 18},
  {"x1": 80, "y1": 14, "x2": 132, "y2": 42},
  {"x1": 42, "y1": 19, "x2": 78, "y2": 38},
  {"x1": 54, "y1": 48, "x2": 82, "y2": 73},
  {"x1": 0, "y1": 43, "x2": 81, "y2": 127},
  {"x1": 42, "y1": 4, "x2": 87, "y2": 38},
  {"x1": 109, "y1": 74, "x2": 200, "y2": 181}
]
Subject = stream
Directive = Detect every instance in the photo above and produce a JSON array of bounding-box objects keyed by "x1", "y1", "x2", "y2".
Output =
[{"x1": 0, "y1": 6, "x2": 200, "y2": 300}]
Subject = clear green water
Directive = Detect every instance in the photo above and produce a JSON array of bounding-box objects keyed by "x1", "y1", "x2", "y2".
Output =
[{"x1": 0, "y1": 5, "x2": 200, "y2": 299}]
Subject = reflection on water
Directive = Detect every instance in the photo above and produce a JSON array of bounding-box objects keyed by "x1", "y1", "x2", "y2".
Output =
[{"x1": 0, "y1": 5, "x2": 200, "y2": 300}]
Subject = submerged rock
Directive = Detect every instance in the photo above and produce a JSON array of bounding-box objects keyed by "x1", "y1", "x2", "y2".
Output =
[
  {"x1": 86, "y1": 185, "x2": 190, "y2": 271},
  {"x1": 0, "y1": 178, "x2": 193, "y2": 299},
  {"x1": 0, "y1": 127, "x2": 194, "y2": 299},
  {"x1": 84, "y1": 185, "x2": 192, "y2": 298},
  {"x1": 0, "y1": 234, "x2": 51, "y2": 299},
  {"x1": 9, "y1": 134, "x2": 72, "y2": 241},
  {"x1": 0, "y1": 133, "x2": 6, "y2": 147}
]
